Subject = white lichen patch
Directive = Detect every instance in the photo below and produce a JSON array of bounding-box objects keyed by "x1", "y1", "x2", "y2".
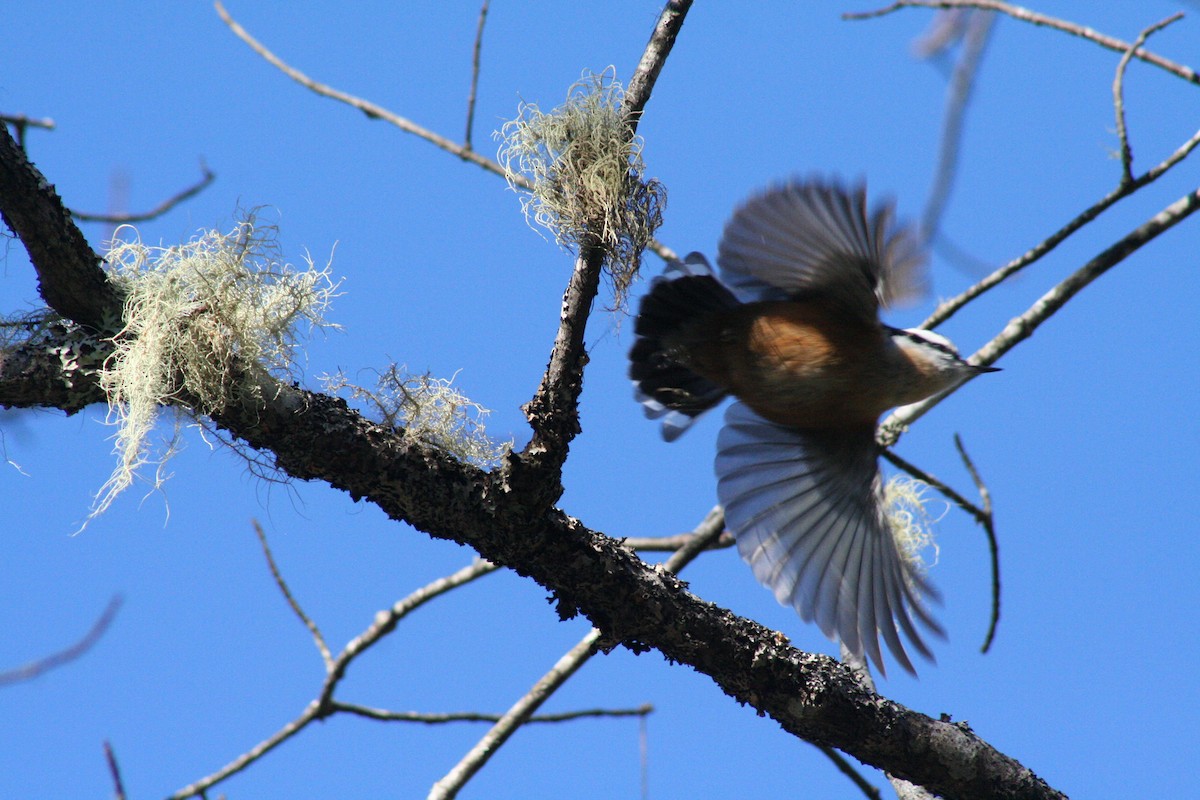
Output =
[
  {"x1": 90, "y1": 218, "x2": 338, "y2": 523},
  {"x1": 324, "y1": 365, "x2": 509, "y2": 468},
  {"x1": 496, "y1": 68, "x2": 665, "y2": 310},
  {"x1": 883, "y1": 474, "x2": 944, "y2": 575}
]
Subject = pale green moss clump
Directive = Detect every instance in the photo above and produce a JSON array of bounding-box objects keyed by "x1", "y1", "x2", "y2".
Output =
[
  {"x1": 883, "y1": 474, "x2": 943, "y2": 576},
  {"x1": 497, "y1": 68, "x2": 665, "y2": 309},
  {"x1": 92, "y1": 219, "x2": 338, "y2": 522},
  {"x1": 324, "y1": 365, "x2": 509, "y2": 468}
]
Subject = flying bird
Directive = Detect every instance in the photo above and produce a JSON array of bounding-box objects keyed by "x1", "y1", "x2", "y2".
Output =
[{"x1": 629, "y1": 178, "x2": 998, "y2": 675}]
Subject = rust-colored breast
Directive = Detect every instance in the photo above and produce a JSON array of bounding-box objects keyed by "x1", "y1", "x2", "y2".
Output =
[{"x1": 673, "y1": 300, "x2": 890, "y2": 429}]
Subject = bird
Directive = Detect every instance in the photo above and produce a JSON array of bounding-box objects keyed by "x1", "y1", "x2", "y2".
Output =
[{"x1": 629, "y1": 178, "x2": 998, "y2": 675}]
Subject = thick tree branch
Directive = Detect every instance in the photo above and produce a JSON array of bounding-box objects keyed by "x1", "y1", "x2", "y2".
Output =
[
  {"x1": 0, "y1": 124, "x2": 121, "y2": 329},
  {"x1": 0, "y1": 331, "x2": 1064, "y2": 799}
]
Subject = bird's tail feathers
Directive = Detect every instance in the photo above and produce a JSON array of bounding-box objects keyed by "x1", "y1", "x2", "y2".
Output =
[{"x1": 629, "y1": 253, "x2": 738, "y2": 441}]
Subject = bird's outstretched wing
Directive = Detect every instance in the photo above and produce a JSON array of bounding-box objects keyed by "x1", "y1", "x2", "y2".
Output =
[
  {"x1": 716, "y1": 179, "x2": 926, "y2": 322},
  {"x1": 715, "y1": 401, "x2": 943, "y2": 675}
]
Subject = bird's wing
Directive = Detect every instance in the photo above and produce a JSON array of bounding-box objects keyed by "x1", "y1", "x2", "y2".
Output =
[
  {"x1": 716, "y1": 179, "x2": 927, "y2": 321},
  {"x1": 715, "y1": 401, "x2": 943, "y2": 676}
]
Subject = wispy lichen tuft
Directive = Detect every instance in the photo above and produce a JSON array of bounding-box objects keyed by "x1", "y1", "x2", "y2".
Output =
[
  {"x1": 884, "y1": 474, "x2": 943, "y2": 576},
  {"x1": 324, "y1": 365, "x2": 509, "y2": 468},
  {"x1": 90, "y1": 217, "x2": 338, "y2": 523},
  {"x1": 496, "y1": 68, "x2": 666, "y2": 310}
]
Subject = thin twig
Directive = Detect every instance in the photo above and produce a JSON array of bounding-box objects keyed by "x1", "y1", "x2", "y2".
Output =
[
  {"x1": 331, "y1": 700, "x2": 653, "y2": 724},
  {"x1": 71, "y1": 163, "x2": 215, "y2": 224},
  {"x1": 318, "y1": 560, "x2": 499, "y2": 707},
  {"x1": 0, "y1": 113, "x2": 55, "y2": 130},
  {"x1": 920, "y1": 10, "x2": 995, "y2": 247},
  {"x1": 464, "y1": 0, "x2": 490, "y2": 150},
  {"x1": 428, "y1": 506, "x2": 723, "y2": 800},
  {"x1": 213, "y1": 0, "x2": 677, "y2": 262},
  {"x1": 818, "y1": 744, "x2": 884, "y2": 799},
  {"x1": 881, "y1": 185, "x2": 1200, "y2": 444},
  {"x1": 0, "y1": 113, "x2": 56, "y2": 149},
  {"x1": 846, "y1": 1, "x2": 1200, "y2": 87},
  {"x1": 955, "y1": 434, "x2": 1001, "y2": 652},
  {"x1": 104, "y1": 741, "x2": 127, "y2": 800},
  {"x1": 169, "y1": 559, "x2": 499, "y2": 799},
  {"x1": 1113, "y1": 13, "x2": 1184, "y2": 186},
  {"x1": 215, "y1": 1, "x2": 518, "y2": 182},
  {"x1": 622, "y1": 526, "x2": 734, "y2": 553},
  {"x1": 252, "y1": 520, "x2": 332, "y2": 669},
  {"x1": 0, "y1": 594, "x2": 122, "y2": 685},
  {"x1": 920, "y1": 122, "x2": 1200, "y2": 332},
  {"x1": 880, "y1": 449, "x2": 987, "y2": 525},
  {"x1": 882, "y1": 446, "x2": 1002, "y2": 650},
  {"x1": 429, "y1": 631, "x2": 604, "y2": 800}
]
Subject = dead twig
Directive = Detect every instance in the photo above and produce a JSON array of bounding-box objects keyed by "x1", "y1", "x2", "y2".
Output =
[
  {"x1": 0, "y1": 595, "x2": 122, "y2": 686},
  {"x1": 1112, "y1": 13, "x2": 1184, "y2": 186},
  {"x1": 253, "y1": 520, "x2": 332, "y2": 669},
  {"x1": 954, "y1": 434, "x2": 1001, "y2": 651},
  {"x1": 846, "y1": 1, "x2": 1199, "y2": 87},
  {"x1": 464, "y1": 0, "x2": 490, "y2": 150},
  {"x1": 71, "y1": 163, "x2": 215, "y2": 224},
  {"x1": 331, "y1": 701, "x2": 653, "y2": 724},
  {"x1": 428, "y1": 504, "x2": 722, "y2": 800}
]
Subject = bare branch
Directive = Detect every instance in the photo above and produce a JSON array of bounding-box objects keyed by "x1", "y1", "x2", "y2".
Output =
[
  {"x1": 429, "y1": 505, "x2": 722, "y2": 800},
  {"x1": 922, "y1": 122, "x2": 1200, "y2": 331},
  {"x1": 429, "y1": 630, "x2": 602, "y2": 800},
  {"x1": 331, "y1": 700, "x2": 653, "y2": 725},
  {"x1": 0, "y1": 113, "x2": 56, "y2": 130},
  {"x1": 1112, "y1": 13, "x2": 1184, "y2": 186},
  {"x1": 882, "y1": 185, "x2": 1200, "y2": 442},
  {"x1": 212, "y1": 1, "x2": 678, "y2": 263},
  {"x1": 0, "y1": 595, "x2": 123, "y2": 686},
  {"x1": 955, "y1": 434, "x2": 1001, "y2": 652},
  {"x1": 625, "y1": 0, "x2": 693, "y2": 130},
  {"x1": 71, "y1": 162, "x2": 215, "y2": 224},
  {"x1": 253, "y1": 520, "x2": 332, "y2": 669},
  {"x1": 846, "y1": 1, "x2": 1200, "y2": 87},
  {"x1": 882, "y1": 447, "x2": 1001, "y2": 651},
  {"x1": 214, "y1": 1, "x2": 516, "y2": 182},
  {"x1": 464, "y1": 0, "x2": 490, "y2": 150},
  {"x1": 320, "y1": 560, "x2": 499, "y2": 705},
  {"x1": 881, "y1": 450, "x2": 987, "y2": 526},
  {"x1": 817, "y1": 744, "x2": 884, "y2": 799},
  {"x1": 920, "y1": 10, "x2": 995, "y2": 246},
  {"x1": 104, "y1": 741, "x2": 127, "y2": 800},
  {"x1": 0, "y1": 113, "x2": 56, "y2": 149}
]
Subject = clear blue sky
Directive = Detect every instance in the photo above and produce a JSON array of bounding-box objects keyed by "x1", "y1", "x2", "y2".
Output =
[{"x1": 3, "y1": 3, "x2": 1198, "y2": 798}]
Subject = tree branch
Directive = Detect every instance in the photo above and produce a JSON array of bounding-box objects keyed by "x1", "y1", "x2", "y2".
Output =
[
  {"x1": 0, "y1": 595, "x2": 123, "y2": 685},
  {"x1": 71, "y1": 162, "x2": 216, "y2": 224},
  {"x1": 0, "y1": 124, "x2": 122, "y2": 330},
  {"x1": 515, "y1": 0, "x2": 691, "y2": 498},
  {"x1": 847, "y1": 1, "x2": 1200, "y2": 87},
  {"x1": 880, "y1": 185, "x2": 1200, "y2": 442},
  {"x1": 463, "y1": 0, "x2": 490, "y2": 150}
]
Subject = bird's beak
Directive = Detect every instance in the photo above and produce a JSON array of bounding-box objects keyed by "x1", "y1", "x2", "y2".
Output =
[{"x1": 971, "y1": 364, "x2": 1002, "y2": 373}]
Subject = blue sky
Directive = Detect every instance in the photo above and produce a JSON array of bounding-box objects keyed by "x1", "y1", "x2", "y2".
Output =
[{"x1": 2, "y1": 2, "x2": 1198, "y2": 798}]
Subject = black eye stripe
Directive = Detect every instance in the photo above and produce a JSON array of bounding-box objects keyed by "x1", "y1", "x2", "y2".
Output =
[{"x1": 890, "y1": 328, "x2": 959, "y2": 357}]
